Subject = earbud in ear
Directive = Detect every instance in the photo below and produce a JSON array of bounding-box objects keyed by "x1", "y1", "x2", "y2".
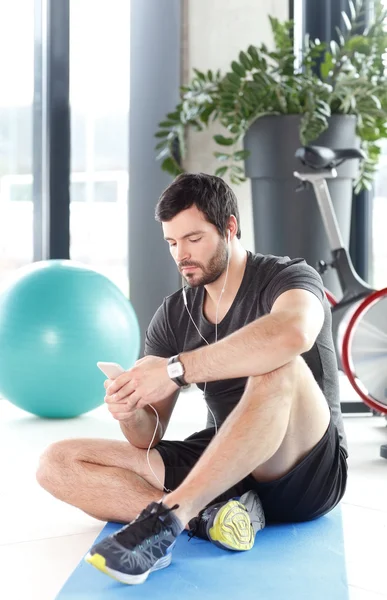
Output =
[{"x1": 227, "y1": 231, "x2": 231, "y2": 243}]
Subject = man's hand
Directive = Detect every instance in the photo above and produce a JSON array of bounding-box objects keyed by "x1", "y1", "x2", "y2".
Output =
[
  {"x1": 104, "y1": 355, "x2": 178, "y2": 414},
  {"x1": 103, "y1": 378, "x2": 137, "y2": 422}
]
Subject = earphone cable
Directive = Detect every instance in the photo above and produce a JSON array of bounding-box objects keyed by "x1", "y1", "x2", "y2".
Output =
[{"x1": 146, "y1": 238, "x2": 231, "y2": 494}]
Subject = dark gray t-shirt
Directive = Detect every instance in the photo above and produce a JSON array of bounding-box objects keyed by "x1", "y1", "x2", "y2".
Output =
[{"x1": 144, "y1": 251, "x2": 347, "y2": 454}]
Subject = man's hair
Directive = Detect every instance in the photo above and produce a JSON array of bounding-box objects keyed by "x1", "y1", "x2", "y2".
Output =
[{"x1": 155, "y1": 172, "x2": 241, "y2": 239}]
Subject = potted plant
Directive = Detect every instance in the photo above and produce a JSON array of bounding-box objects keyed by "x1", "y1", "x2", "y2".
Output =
[
  {"x1": 154, "y1": 0, "x2": 387, "y2": 292},
  {"x1": 155, "y1": 0, "x2": 387, "y2": 189}
]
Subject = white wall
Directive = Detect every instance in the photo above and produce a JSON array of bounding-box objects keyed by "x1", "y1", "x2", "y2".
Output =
[{"x1": 183, "y1": 0, "x2": 289, "y2": 251}]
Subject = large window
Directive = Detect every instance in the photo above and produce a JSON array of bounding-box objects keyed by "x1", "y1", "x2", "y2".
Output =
[
  {"x1": 0, "y1": 1, "x2": 34, "y2": 285},
  {"x1": 69, "y1": 0, "x2": 130, "y2": 297},
  {"x1": 0, "y1": 1, "x2": 131, "y2": 296}
]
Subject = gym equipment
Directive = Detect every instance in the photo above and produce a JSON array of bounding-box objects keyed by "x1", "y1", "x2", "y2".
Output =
[
  {"x1": 57, "y1": 507, "x2": 348, "y2": 600},
  {"x1": 0, "y1": 260, "x2": 140, "y2": 418},
  {"x1": 294, "y1": 146, "x2": 387, "y2": 457}
]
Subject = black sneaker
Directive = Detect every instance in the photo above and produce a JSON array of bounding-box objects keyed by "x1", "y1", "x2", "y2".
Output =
[
  {"x1": 188, "y1": 490, "x2": 265, "y2": 551},
  {"x1": 85, "y1": 501, "x2": 184, "y2": 585}
]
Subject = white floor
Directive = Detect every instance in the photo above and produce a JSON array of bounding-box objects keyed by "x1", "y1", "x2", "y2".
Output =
[{"x1": 1, "y1": 376, "x2": 387, "y2": 600}]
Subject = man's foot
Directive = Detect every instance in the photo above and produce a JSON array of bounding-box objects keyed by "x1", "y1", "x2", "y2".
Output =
[
  {"x1": 84, "y1": 501, "x2": 184, "y2": 585},
  {"x1": 188, "y1": 490, "x2": 265, "y2": 551}
]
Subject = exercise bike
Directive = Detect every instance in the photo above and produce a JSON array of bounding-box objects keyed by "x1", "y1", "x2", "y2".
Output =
[{"x1": 294, "y1": 145, "x2": 387, "y2": 459}]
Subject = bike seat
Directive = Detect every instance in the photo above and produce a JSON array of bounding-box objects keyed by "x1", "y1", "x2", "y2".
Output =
[{"x1": 295, "y1": 145, "x2": 365, "y2": 170}]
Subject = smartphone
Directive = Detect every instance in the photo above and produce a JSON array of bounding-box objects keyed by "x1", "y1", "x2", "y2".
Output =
[{"x1": 97, "y1": 361, "x2": 126, "y2": 380}]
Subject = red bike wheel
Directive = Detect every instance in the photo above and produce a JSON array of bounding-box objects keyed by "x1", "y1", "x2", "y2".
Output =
[
  {"x1": 325, "y1": 288, "x2": 338, "y2": 307},
  {"x1": 341, "y1": 288, "x2": 387, "y2": 414}
]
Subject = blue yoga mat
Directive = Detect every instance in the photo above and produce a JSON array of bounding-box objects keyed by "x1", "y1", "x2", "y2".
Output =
[{"x1": 57, "y1": 506, "x2": 348, "y2": 600}]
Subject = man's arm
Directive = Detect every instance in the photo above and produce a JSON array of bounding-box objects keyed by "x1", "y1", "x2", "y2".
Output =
[
  {"x1": 119, "y1": 298, "x2": 179, "y2": 447},
  {"x1": 119, "y1": 389, "x2": 180, "y2": 448},
  {"x1": 180, "y1": 289, "x2": 324, "y2": 383}
]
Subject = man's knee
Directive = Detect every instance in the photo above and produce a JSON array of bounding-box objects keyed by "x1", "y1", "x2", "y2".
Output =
[
  {"x1": 245, "y1": 356, "x2": 302, "y2": 399},
  {"x1": 36, "y1": 439, "x2": 78, "y2": 492}
]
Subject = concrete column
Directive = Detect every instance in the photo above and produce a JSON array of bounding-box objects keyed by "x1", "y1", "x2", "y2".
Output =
[{"x1": 129, "y1": 0, "x2": 181, "y2": 351}]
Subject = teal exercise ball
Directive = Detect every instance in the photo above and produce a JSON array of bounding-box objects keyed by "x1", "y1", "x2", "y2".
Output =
[{"x1": 0, "y1": 260, "x2": 140, "y2": 418}]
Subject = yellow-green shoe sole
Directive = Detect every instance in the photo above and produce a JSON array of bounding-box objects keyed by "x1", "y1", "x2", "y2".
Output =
[
  {"x1": 208, "y1": 500, "x2": 254, "y2": 551},
  {"x1": 85, "y1": 553, "x2": 115, "y2": 578},
  {"x1": 85, "y1": 552, "x2": 149, "y2": 585}
]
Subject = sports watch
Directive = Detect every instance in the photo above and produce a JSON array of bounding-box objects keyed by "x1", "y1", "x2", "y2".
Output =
[{"x1": 167, "y1": 355, "x2": 188, "y2": 387}]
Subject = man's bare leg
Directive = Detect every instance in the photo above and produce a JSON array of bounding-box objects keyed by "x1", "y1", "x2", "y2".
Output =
[
  {"x1": 164, "y1": 356, "x2": 330, "y2": 526},
  {"x1": 36, "y1": 439, "x2": 167, "y2": 523}
]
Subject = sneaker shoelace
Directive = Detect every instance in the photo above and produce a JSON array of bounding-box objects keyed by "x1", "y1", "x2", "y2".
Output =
[
  {"x1": 187, "y1": 506, "x2": 212, "y2": 542},
  {"x1": 114, "y1": 502, "x2": 179, "y2": 550}
]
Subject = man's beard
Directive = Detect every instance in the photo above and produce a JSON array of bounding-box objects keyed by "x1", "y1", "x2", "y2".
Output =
[{"x1": 180, "y1": 237, "x2": 228, "y2": 288}]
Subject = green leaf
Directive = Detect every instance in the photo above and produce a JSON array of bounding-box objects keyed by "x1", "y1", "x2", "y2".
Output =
[
  {"x1": 329, "y1": 40, "x2": 340, "y2": 56},
  {"x1": 193, "y1": 68, "x2": 206, "y2": 80},
  {"x1": 214, "y1": 152, "x2": 230, "y2": 161},
  {"x1": 335, "y1": 27, "x2": 345, "y2": 46},
  {"x1": 316, "y1": 99, "x2": 331, "y2": 117},
  {"x1": 233, "y1": 150, "x2": 250, "y2": 161},
  {"x1": 320, "y1": 52, "x2": 334, "y2": 79},
  {"x1": 155, "y1": 139, "x2": 168, "y2": 150},
  {"x1": 348, "y1": 0, "x2": 356, "y2": 21},
  {"x1": 230, "y1": 164, "x2": 245, "y2": 174},
  {"x1": 239, "y1": 51, "x2": 253, "y2": 70},
  {"x1": 341, "y1": 11, "x2": 352, "y2": 31},
  {"x1": 156, "y1": 147, "x2": 170, "y2": 161},
  {"x1": 213, "y1": 134, "x2": 235, "y2": 146},
  {"x1": 155, "y1": 130, "x2": 170, "y2": 138},
  {"x1": 158, "y1": 120, "x2": 175, "y2": 128},
  {"x1": 252, "y1": 71, "x2": 271, "y2": 86},
  {"x1": 215, "y1": 166, "x2": 228, "y2": 178},
  {"x1": 231, "y1": 62, "x2": 245, "y2": 77},
  {"x1": 247, "y1": 45, "x2": 260, "y2": 67},
  {"x1": 167, "y1": 111, "x2": 181, "y2": 121},
  {"x1": 224, "y1": 74, "x2": 241, "y2": 90},
  {"x1": 226, "y1": 72, "x2": 241, "y2": 85},
  {"x1": 346, "y1": 35, "x2": 370, "y2": 54},
  {"x1": 221, "y1": 92, "x2": 239, "y2": 102},
  {"x1": 229, "y1": 164, "x2": 246, "y2": 184},
  {"x1": 200, "y1": 106, "x2": 216, "y2": 125},
  {"x1": 161, "y1": 157, "x2": 183, "y2": 176},
  {"x1": 369, "y1": 94, "x2": 382, "y2": 110},
  {"x1": 228, "y1": 124, "x2": 241, "y2": 134}
]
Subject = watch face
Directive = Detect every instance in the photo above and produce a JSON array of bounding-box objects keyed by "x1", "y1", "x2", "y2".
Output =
[{"x1": 168, "y1": 362, "x2": 184, "y2": 378}]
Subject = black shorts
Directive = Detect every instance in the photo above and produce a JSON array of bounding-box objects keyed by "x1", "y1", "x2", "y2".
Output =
[{"x1": 155, "y1": 416, "x2": 348, "y2": 523}]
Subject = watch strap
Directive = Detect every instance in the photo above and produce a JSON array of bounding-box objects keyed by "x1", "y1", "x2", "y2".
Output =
[{"x1": 167, "y1": 355, "x2": 187, "y2": 387}]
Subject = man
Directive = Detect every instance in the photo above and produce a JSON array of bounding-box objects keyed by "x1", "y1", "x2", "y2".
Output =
[{"x1": 37, "y1": 173, "x2": 348, "y2": 586}]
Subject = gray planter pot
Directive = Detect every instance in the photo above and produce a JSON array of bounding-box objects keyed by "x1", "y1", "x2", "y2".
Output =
[{"x1": 243, "y1": 114, "x2": 360, "y2": 296}]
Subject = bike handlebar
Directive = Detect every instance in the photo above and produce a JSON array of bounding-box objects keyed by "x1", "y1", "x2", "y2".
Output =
[{"x1": 295, "y1": 145, "x2": 365, "y2": 171}]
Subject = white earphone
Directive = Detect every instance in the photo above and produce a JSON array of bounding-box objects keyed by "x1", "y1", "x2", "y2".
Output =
[
  {"x1": 148, "y1": 230, "x2": 232, "y2": 495},
  {"x1": 181, "y1": 227, "x2": 232, "y2": 423}
]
